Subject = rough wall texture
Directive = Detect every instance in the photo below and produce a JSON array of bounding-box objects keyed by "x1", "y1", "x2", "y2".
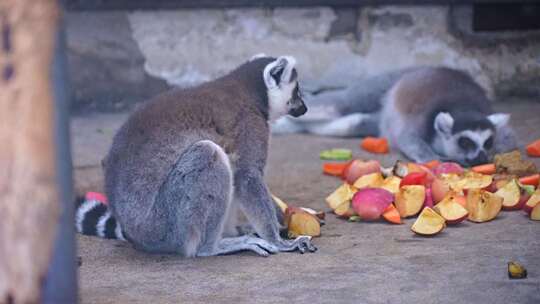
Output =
[{"x1": 66, "y1": 6, "x2": 540, "y2": 112}]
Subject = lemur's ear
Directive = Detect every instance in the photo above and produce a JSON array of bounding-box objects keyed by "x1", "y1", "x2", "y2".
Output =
[
  {"x1": 263, "y1": 56, "x2": 296, "y2": 89},
  {"x1": 487, "y1": 113, "x2": 510, "y2": 129},
  {"x1": 434, "y1": 112, "x2": 454, "y2": 137}
]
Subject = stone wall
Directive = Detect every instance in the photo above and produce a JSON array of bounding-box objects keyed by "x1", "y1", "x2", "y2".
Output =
[{"x1": 66, "y1": 5, "x2": 540, "y2": 112}]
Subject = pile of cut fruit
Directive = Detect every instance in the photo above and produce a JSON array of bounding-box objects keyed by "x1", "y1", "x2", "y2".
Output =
[{"x1": 324, "y1": 150, "x2": 540, "y2": 236}]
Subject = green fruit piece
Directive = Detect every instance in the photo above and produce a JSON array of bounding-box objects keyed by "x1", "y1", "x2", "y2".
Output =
[
  {"x1": 519, "y1": 184, "x2": 536, "y2": 196},
  {"x1": 348, "y1": 215, "x2": 362, "y2": 222},
  {"x1": 320, "y1": 149, "x2": 353, "y2": 161}
]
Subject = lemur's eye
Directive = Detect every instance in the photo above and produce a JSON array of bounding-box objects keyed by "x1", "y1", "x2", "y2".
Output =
[
  {"x1": 484, "y1": 136, "x2": 494, "y2": 150},
  {"x1": 458, "y1": 137, "x2": 476, "y2": 150}
]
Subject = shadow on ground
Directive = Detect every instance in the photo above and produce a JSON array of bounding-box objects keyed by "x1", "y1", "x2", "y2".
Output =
[{"x1": 73, "y1": 102, "x2": 540, "y2": 304}]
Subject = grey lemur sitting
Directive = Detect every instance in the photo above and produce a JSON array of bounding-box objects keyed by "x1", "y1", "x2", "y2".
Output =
[
  {"x1": 272, "y1": 66, "x2": 517, "y2": 166},
  {"x1": 76, "y1": 55, "x2": 315, "y2": 257}
]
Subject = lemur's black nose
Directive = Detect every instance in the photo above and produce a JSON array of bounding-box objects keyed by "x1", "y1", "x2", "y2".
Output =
[
  {"x1": 468, "y1": 151, "x2": 488, "y2": 166},
  {"x1": 289, "y1": 103, "x2": 307, "y2": 117}
]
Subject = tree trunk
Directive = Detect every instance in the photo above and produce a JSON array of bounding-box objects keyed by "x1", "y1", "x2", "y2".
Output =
[{"x1": 0, "y1": 1, "x2": 62, "y2": 303}]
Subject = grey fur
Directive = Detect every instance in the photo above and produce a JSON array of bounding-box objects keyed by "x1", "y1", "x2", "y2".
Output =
[
  {"x1": 273, "y1": 67, "x2": 517, "y2": 165},
  {"x1": 104, "y1": 56, "x2": 314, "y2": 257}
]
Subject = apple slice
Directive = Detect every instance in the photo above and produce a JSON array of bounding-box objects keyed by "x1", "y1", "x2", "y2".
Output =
[
  {"x1": 395, "y1": 185, "x2": 426, "y2": 218},
  {"x1": 353, "y1": 172, "x2": 384, "y2": 189},
  {"x1": 431, "y1": 177, "x2": 450, "y2": 203},
  {"x1": 351, "y1": 188, "x2": 394, "y2": 221},
  {"x1": 432, "y1": 162, "x2": 464, "y2": 176},
  {"x1": 271, "y1": 194, "x2": 288, "y2": 214},
  {"x1": 433, "y1": 196, "x2": 469, "y2": 224},
  {"x1": 411, "y1": 207, "x2": 446, "y2": 236},
  {"x1": 531, "y1": 204, "x2": 540, "y2": 221},
  {"x1": 326, "y1": 183, "x2": 356, "y2": 210},
  {"x1": 342, "y1": 159, "x2": 381, "y2": 184},
  {"x1": 424, "y1": 187, "x2": 434, "y2": 208},
  {"x1": 466, "y1": 189, "x2": 503, "y2": 223},
  {"x1": 496, "y1": 179, "x2": 522, "y2": 210},
  {"x1": 285, "y1": 208, "x2": 321, "y2": 238},
  {"x1": 334, "y1": 200, "x2": 355, "y2": 218},
  {"x1": 445, "y1": 171, "x2": 493, "y2": 191},
  {"x1": 523, "y1": 190, "x2": 540, "y2": 214},
  {"x1": 379, "y1": 176, "x2": 402, "y2": 194}
]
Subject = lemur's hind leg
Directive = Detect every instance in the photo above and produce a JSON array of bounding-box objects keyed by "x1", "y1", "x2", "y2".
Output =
[
  {"x1": 304, "y1": 113, "x2": 380, "y2": 137},
  {"x1": 149, "y1": 140, "x2": 278, "y2": 257}
]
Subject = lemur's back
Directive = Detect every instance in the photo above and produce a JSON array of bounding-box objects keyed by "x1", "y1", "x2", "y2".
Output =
[
  {"x1": 380, "y1": 67, "x2": 493, "y2": 143},
  {"x1": 104, "y1": 77, "x2": 258, "y2": 223}
]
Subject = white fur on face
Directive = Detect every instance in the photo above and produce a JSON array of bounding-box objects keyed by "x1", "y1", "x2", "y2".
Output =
[
  {"x1": 263, "y1": 56, "x2": 298, "y2": 121},
  {"x1": 267, "y1": 80, "x2": 296, "y2": 121},
  {"x1": 442, "y1": 129, "x2": 494, "y2": 163}
]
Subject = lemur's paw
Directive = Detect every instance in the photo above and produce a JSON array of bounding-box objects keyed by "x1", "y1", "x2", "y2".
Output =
[
  {"x1": 248, "y1": 238, "x2": 279, "y2": 254},
  {"x1": 279, "y1": 236, "x2": 317, "y2": 254}
]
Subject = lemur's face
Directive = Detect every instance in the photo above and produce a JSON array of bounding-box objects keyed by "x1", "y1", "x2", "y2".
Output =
[
  {"x1": 263, "y1": 56, "x2": 307, "y2": 121},
  {"x1": 433, "y1": 112, "x2": 510, "y2": 166}
]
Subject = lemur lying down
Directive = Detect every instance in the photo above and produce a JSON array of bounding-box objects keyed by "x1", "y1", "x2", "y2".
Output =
[
  {"x1": 272, "y1": 67, "x2": 517, "y2": 166},
  {"x1": 76, "y1": 55, "x2": 316, "y2": 257}
]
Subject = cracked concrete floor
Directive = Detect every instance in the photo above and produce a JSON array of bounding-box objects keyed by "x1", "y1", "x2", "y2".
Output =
[{"x1": 73, "y1": 101, "x2": 540, "y2": 304}]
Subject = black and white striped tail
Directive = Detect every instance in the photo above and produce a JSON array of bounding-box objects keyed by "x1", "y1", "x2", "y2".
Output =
[{"x1": 75, "y1": 196, "x2": 126, "y2": 240}]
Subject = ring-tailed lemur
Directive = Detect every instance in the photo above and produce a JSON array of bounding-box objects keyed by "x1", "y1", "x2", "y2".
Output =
[
  {"x1": 272, "y1": 66, "x2": 517, "y2": 166},
  {"x1": 75, "y1": 55, "x2": 315, "y2": 257}
]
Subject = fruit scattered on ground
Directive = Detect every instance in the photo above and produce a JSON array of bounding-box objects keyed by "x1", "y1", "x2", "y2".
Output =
[
  {"x1": 411, "y1": 207, "x2": 446, "y2": 236},
  {"x1": 466, "y1": 189, "x2": 503, "y2": 223},
  {"x1": 323, "y1": 150, "x2": 538, "y2": 237},
  {"x1": 320, "y1": 148, "x2": 353, "y2": 161},
  {"x1": 360, "y1": 137, "x2": 390, "y2": 154},
  {"x1": 508, "y1": 261, "x2": 528, "y2": 279},
  {"x1": 526, "y1": 139, "x2": 540, "y2": 157},
  {"x1": 351, "y1": 188, "x2": 394, "y2": 221},
  {"x1": 273, "y1": 195, "x2": 323, "y2": 238},
  {"x1": 494, "y1": 150, "x2": 537, "y2": 176}
]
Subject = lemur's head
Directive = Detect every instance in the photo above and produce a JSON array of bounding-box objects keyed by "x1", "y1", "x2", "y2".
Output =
[
  {"x1": 254, "y1": 54, "x2": 307, "y2": 120},
  {"x1": 433, "y1": 111, "x2": 510, "y2": 166}
]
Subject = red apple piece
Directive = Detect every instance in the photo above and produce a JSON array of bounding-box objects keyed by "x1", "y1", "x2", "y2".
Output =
[
  {"x1": 424, "y1": 187, "x2": 434, "y2": 208},
  {"x1": 411, "y1": 207, "x2": 446, "y2": 236},
  {"x1": 395, "y1": 185, "x2": 426, "y2": 218},
  {"x1": 351, "y1": 188, "x2": 394, "y2": 221},
  {"x1": 342, "y1": 159, "x2": 381, "y2": 184},
  {"x1": 433, "y1": 162, "x2": 464, "y2": 176},
  {"x1": 431, "y1": 177, "x2": 450, "y2": 203}
]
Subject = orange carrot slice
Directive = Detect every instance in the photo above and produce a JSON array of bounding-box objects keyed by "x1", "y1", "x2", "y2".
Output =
[
  {"x1": 471, "y1": 163, "x2": 496, "y2": 175},
  {"x1": 520, "y1": 174, "x2": 540, "y2": 187},
  {"x1": 360, "y1": 137, "x2": 389, "y2": 154},
  {"x1": 382, "y1": 204, "x2": 401, "y2": 224},
  {"x1": 423, "y1": 160, "x2": 441, "y2": 170},
  {"x1": 323, "y1": 162, "x2": 349, "y2": 177},
  {"x1": 526, "y1": 139, "x2": 540, "y2": 157}
]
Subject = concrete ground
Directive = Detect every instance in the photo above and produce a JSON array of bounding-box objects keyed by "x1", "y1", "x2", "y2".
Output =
[{"x1": 73, "y1": 102, "x2": 540, "y2": 304}]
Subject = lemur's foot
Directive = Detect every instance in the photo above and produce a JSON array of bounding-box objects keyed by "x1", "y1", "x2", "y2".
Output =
[{"x1": 278, "y1": 236, "x2": 317, "y2": 254}]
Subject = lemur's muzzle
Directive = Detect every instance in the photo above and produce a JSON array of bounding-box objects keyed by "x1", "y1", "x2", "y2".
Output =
[{"x1": 289, "y1": 99, "x2": 307, "y2": 117}]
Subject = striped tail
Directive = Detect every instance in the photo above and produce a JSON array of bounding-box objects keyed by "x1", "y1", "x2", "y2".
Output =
[{"x1": 75, "y1": 194, "x2": 126, "y2": 240}]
